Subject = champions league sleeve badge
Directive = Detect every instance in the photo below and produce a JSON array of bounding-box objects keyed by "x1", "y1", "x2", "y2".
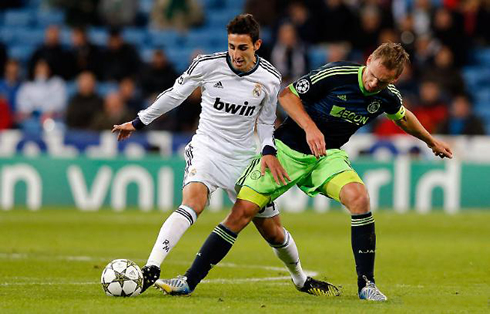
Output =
[{"x1": 295, "y1": 79, "x2": 310, "y2": 94}]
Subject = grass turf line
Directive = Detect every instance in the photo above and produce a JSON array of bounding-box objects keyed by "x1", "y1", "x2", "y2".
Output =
[{"x1": 0, "y1": 209, "x2": 489, "y2": 313}]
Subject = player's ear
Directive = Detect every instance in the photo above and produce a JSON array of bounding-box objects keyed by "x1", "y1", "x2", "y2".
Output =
[
  {"x1": 366, "y1": 55, "x2": 372, "y2": 65},
  {"x1": 254, "y1": 39, "x2": 262, "y2": 51}
]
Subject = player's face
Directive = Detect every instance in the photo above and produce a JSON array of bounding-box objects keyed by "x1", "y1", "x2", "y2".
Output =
[
  {"x1": 363, "y1": 56, "x2": 400, "y2": 92},
  {"x1": 228, "y1": 34, "x2": 262, "y2": 72}
]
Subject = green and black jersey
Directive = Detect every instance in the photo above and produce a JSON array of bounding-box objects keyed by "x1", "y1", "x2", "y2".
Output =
[{"x1": 275, "y1": 61, "x2": 406, "y2": 154}]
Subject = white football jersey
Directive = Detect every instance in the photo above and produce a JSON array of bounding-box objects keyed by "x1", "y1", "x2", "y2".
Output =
[{"x1": 137, "y1": 52, "x2": 281, "y2": 163}]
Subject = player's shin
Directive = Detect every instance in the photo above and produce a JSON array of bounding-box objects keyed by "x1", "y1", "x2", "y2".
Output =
[
  {"x1": 270, "y1": 228, "x2": 307, "y2": 288},
  {"x1": 351, "y1": 212, "x2": 376, "y2": 292},
  {"x1": 184, "y1": 224, "x2": 238, "y2": 291},
  {"x1": 146, "y1": 205, "x2": 198, "y2": 267}
]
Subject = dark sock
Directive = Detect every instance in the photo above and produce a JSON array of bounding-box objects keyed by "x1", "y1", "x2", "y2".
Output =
[
  {"x1": 351, "y1": 212, "x2": 376, "y2": 292},
  {"x1": 185, "y1": 224, "x2": 237, "y2": 291}
]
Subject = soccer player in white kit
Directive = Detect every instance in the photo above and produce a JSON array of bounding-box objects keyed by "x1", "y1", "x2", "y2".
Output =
[{"x1": 112, "y1": 14, "x2": 339, "y2": 296}]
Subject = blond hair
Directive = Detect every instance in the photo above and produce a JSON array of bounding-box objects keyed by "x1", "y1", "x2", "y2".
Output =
[{"x1": 371, "y1": 43, "x2": 410, "y2": 76}]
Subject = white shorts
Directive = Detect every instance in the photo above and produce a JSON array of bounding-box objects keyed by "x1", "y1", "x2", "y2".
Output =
[{"x1": 183, "y1": 141, "x2": 278, "y2": 218}]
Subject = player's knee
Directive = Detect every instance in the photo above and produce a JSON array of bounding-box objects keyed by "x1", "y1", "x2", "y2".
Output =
[
  {"x1": 224, "y1": 201, "x2": 258, "y2": 232},
  {"x1": 347, "y1": 193, "x2": 370, "y2": 214}
]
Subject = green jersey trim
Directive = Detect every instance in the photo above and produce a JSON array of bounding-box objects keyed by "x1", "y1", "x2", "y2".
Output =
[
  {"x1": 358, "y1": 66, "x2": 381, "y2": 96},
  {"x1": 289, "y1": 84, "x2": 299, "y2": 97},
  {"x1": 386, "y1": 105, "x2": 406, "y2": 120}
]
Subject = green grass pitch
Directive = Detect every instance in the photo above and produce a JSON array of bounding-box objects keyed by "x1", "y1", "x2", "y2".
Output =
[{"x1": 1, "y1": 209, "x2": 489, "y2": 313}]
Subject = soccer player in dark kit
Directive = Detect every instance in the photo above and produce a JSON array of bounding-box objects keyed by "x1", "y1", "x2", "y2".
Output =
[{"x1": 159, "y1": 43, "x2": 452, "y2": 301}]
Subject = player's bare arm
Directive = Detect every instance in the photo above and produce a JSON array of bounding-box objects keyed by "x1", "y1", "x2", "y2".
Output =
[
  {"x1": 278, "y1": 87, "x2": 326, "y2": 157},
  {"x1": 112, "y1": 121, "x2": 136, "y2": 142},
  {"x1": 395, "y1": 108, "x2": 453, "y2": 159}
]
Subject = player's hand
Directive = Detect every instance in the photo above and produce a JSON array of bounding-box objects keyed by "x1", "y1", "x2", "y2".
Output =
[
  {"x1": 261, "y1": 155, "x2": 291, "y2": 186},
  {"x1": 428, "y1": 138, "x2": 453, "y2": 159},
  {"x1": 305, "y1": 124, "x2": 326, "y2": 158},
  {"x1": 111, "y1": 122, "x2": 136, "y2": 141}
]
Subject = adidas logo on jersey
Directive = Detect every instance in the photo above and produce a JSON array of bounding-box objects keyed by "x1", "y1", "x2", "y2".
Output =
[
  {"x1": 213, "y1": 97, "x2": 256, "y2": 116},
  {"x1": 213, "y1": 81, "x2": 223, "y2": 88}
]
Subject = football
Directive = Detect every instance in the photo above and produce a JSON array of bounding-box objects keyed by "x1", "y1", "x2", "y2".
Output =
[{"x1": 100, "y1": 259, "x2": 143, "y2": 297}]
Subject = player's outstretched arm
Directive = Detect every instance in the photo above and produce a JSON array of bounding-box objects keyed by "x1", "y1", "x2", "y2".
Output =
[
  {"x1": 112, "y1": 121, "x2": 136, "y2": 141},
  {"x1": 394, "y1": 108, "x2": 453, "y2": 159},
  {"x1": 278, "y1": 87, "x2": 326, "y2": 157}
]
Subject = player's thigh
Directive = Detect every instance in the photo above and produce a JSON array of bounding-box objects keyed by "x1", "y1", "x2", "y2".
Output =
[
  {"x1": 236, "y1": 141, "x2": 315, "y2": 209},
  {"x1": 297, "y1": 149, "x2": 363, "y2": 201}
]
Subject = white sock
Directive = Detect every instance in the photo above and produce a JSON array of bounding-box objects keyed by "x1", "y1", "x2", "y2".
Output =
[
  {"x1": 146, "y1": 205, "x2": 197, "y2": 267},
  {"x1": 271, "y1": 228, "x2": 308, "y2": 288}
]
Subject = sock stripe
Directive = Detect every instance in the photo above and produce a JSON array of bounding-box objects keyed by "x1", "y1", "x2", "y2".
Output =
[
  {"x1": 176, "y1": 208, "x2": 194, "y2": 225},
  {"x1": 212, "y1": 227, "x2": 236, "y2": 245},
  {"x1": 351, "y1": 217, "x2": 375, "y2": 227}
]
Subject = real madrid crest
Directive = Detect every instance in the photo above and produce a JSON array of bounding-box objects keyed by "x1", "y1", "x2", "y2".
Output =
[
  {"x1": 253, "y1": 83, "x2": 262, "y2": 97},
  {"x1": 367, "y1": 100, "x2": 381, "y2": 114}
]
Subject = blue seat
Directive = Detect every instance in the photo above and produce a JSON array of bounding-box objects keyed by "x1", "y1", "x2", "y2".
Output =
[
  {"x1": 140, "y1": 48, "x2": 155, "y2": 63},
  {"x1": 472, "y1": 48, "x2": 490, "y2": 66},
  {"x1": 122, "y1": 27, "x2": 148, "y2": 47},
  {"x1": 8, "y1": 44, "x2": 37, "y2": 62},
  {"x1": 88, "y1": 27, "x2": 108, "y2": 46},
  {"x1": 4, "y1": 9, "x2": 33, "y2": 27},
  {"x1": 36, "y1": 9, "x2": 65, "y2": 27},
  {"x1": 0, "y1": 26, "x2": 17, "y2": 44},
  {"x1": 475, "y1": 90, "x2": 490, "y2": 104},
  {"x1": 66, "y1": 80, "x2": 78, "y2": 98},
  {"x1": 14, "y1": 27, "x2": 45, "y2": 46},
  {"x1": 309, "y1": 46, "x2": 328, "y2": 69},
  {"x1": 139, "y1": 0, "x2": 153, "y2": 14},
  {"x1": 462, "y1": 66, "x2": 490, "y2": 88},
  {"x1": 205, "y1": 10, "x2": 241, "y2": 27},
  {"x1": 165, "y1": 47, "x2": 195, "y2": 72},
  {"x1": 97, "y1": 82, "x2": 119, "y2": 96},
  {"x1": 148, "y1": 29, "x2": 182, "y2": 48}
]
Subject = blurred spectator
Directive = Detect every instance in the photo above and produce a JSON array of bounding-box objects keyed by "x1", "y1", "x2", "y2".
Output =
[
  {"x1": 395, "y1": 63, "x2": 418, "y2": 97},
  {"x1": 0, "y1": 42, "x2": 6, "y2": 77},
  {"x1": 411, "y1": 81, "x2": 448, "y2": 133},
  {"x1": 244, "y1": 0, "x2": 286, "y2": 27},
  {"x1": 150, "y1": 0, "x2": 204, "y2": 31},
  {"x1": 317, "y1": 0, "x2": 355, "y2": 43},
  {"x1": 271, "y1": 23, "x2": 309, "y2": 85},
  {"x1": 286, "y1": 1, "x2": 319, "y2": 44},
  {"x1": 0, "y1": 0, "x2": 22, "y2": 10},
  {"x1": 140, "y1": 50, "x2": 178, "y2": 98},
  {"x1": 51, "y1": 0, "x2": 100, "y2": 26},
  {"x1": 397, "y1": 15, "x2": 417, "y2": 58},
  {"x1": 412, "y1": 0, "x2": 434, "y2": 36},
  {"x1": 16, "y1": 60, "x2": 67, "y2": 132},
  {"x1": 352, "y1": 5, "x2": 383, "y2": 57},
  {"x1": 327, "y1": 42, "x2": 351, "y2": 62},
  {"x1": 432, "y1": 7, "x2": 467, "y2": 66},
  {"x1": 69, "y1": 27, "x2": 103, "y2": 79},
  {"x1": 29, "y1": 25, "x2": 73, "y2": 80},
  {"x1": 174, "y1": 88, "x2": 201, "y2": 133},
  {"x1": 90, "y1": 92, "x2": 133, "y2": 130},
  {"x1": 118, "y1": 77, "x2": 145, "y2": 115},
  {"x1": 66, "y1": 71, "x2": 104, "y2": 130},
  {"x1": 98, "y1": 0, "x2": 138, "y2": 27},
  {"x1": 438, "y1": 94, "x2": 486, "y2": 135},
  {"x1": 421, "y1": 46, "x2": 465, "y2": 96},
  {"x1": 0, "y1": 59, "x2": 22, "y2": 113},
  {"x1": 412, "y1": 35, "x2": 440, "y2": 72},
  {"x1": 101, "y1": 28, "x2": 141, "y2": 81},
  {"x1": 475, "y1": 0, "x2": 490, "y2": 45},
  {"x1": 0, "y1": 98, "x2": 13, "y2": 130}
]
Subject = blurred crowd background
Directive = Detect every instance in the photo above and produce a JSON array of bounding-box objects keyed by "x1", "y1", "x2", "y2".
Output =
[{"x1": 0, "y1": 0, "x2": 489, "y2": 137}]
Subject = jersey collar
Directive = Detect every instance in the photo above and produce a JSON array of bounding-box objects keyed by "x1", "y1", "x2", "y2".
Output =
[
  {"x1": 358, "y1": 66, "x2": 382, "y2": 96},
  {"x1": 226, "y1": 53, "x2": 260, "y2": 77}
]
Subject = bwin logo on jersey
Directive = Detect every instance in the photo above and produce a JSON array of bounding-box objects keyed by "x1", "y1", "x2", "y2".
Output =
[{"x1": 213, "y1": 98, "x2": 256, "y2": 116}]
